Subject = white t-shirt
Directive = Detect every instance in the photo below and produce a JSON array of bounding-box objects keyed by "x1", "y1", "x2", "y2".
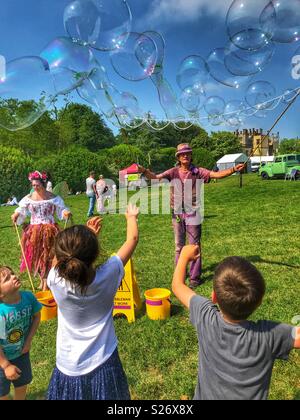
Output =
[
  {"x1": 86, "y1": 177, "x2": 96, "y2": 196},
  {"x1": 47, "y1": 256, "x2": 124, "y2": 376}
]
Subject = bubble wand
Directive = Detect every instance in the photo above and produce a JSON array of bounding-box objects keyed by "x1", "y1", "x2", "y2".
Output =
[{"x1": 14, "y1": 223, "x2": 35, "y2": 294}]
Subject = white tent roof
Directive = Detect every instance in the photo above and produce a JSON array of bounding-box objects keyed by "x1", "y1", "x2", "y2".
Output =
[
  {"x1": 217, "y1": 153, "x2": 247, "y2": 164},
  {"x1": 250, "y1": 156, "x2": 274, "y2": 164}
]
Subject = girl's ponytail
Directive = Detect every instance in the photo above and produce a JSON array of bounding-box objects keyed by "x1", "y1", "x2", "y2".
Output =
[{"x1": 54, "y1": 225, "x2": 99, "y2": 294}]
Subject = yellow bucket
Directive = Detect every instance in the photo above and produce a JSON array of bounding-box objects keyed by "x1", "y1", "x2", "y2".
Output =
[
  {"x1": 35, "y1": 291, "x2": 57, "y2": 322},
  {"x1": 144, "y1": 288, "x2": 171, "y2": 320}
]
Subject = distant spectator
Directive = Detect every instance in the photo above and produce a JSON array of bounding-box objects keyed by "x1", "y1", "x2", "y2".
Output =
[
  {"x1": 1, "y1": 196, "x2": 18, "y2": 207},
  {"x1": 86, "y1": 171, "x2": 97, "y2": 218}
]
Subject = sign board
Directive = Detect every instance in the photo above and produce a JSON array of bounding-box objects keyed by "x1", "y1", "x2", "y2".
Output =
[
  {"x1": 127, "y1": 173, "x2": 140, "y2": 182},
  {"x1": 113, "y1": 258, "x2": 142, "y2": 323}
]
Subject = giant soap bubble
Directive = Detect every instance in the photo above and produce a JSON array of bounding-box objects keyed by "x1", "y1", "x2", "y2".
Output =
[
  {"x1": 40, "y1": 37, "x2": 95, "y2": 94},
  {"x1": 224, "y1": 100, "x2": 245, "y2": 126},
  {"x1": 177, "y1": 55, "x2": 208, "y2": 92},
  {"x1": 224, "y1": 40, "x2": 275, "y2": 76},
  {"x1": 207, "y1": 48, "x2": 252, "y2": 88},
  {"x1": 142, "y1": 31, "x2": 165, "y2": 74},
  {"x1": 261, "y1": 0, "x2": 300, "y2": 43},
  {"x1": 64, "y1": 0, "x2": 132, "y2": 51},
  {"x1": 226, "y1": 0, "x2": 276, "y2": 51},
  {"x1": 245, "y1": 81, "x2": 277, "y2": 113},
  {"x1": 180, "y1": 87, "x2": 201, "y2": 113},
  {"x1": 110, "y1": 32, "x2": 157, "y2": 81},
  {"x1": 204, "y1": 96, "x2": 225, "y2": 116},
  {"x1": 0, "y1": 56, "x2": 55, "y2": 131}
]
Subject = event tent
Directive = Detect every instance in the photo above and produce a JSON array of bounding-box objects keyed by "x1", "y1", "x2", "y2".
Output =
[
  {"x1": 119, "y1": 163, "x2": 140, "y2": 187},
  {"x1": 217, "y1": 153, "x2": 250, "y2": 172}
]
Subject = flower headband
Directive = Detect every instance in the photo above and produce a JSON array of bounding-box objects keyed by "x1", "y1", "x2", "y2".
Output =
[{"x1": 28, "y1": 171, "x2": 48, "y2": 182}]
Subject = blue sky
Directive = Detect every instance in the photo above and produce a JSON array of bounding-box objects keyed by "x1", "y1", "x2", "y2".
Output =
[{"x1": 0, "y1": 0, "x2": 299, "y2": 139}]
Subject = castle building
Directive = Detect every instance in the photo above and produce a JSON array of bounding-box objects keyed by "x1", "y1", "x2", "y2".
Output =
[{"x1": 235, "y1": 129, "x2": 279, "y2": 156}]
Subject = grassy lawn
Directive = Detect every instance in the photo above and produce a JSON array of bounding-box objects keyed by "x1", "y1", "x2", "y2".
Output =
[{"x1": 0, "y1": 174, "x2": 299, "y2": 400}]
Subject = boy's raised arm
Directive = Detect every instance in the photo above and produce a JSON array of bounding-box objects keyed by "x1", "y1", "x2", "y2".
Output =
[{"x1": 172, "y1": 245, "x2": 200, "y2": 309}]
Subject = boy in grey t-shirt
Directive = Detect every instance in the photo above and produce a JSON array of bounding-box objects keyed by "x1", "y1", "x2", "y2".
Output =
[{"x1": 172, "y1": 245, "x2": 300, "y2": 400}]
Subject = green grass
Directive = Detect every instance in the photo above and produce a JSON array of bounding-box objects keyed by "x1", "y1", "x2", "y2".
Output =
[{"x1": 0, "y1": 174, "x2": 299, "y2": 400}]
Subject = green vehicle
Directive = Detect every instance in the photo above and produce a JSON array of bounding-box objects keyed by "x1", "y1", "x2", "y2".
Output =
[{"x1": 259, "y1": 154, "x2": 300, "y2": 180}]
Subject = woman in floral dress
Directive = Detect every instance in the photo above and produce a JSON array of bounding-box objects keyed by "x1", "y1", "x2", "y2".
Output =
[{"x1": 11, "y1": 171, "x2": 71, "y2": 291}]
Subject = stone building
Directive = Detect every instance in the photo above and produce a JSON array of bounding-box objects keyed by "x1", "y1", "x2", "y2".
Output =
[{"x1": 235, "y1": 129, "x2": 279, "y2": 156}]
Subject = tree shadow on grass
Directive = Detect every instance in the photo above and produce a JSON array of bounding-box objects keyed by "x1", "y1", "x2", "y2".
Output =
[{"x1": 247, "y1": 255, "x2": 300, "y2": 270}]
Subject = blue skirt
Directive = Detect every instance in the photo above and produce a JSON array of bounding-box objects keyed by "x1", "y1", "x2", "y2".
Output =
[{"x1": 47, "y1": 348, "x2": 130, "y2": 400}]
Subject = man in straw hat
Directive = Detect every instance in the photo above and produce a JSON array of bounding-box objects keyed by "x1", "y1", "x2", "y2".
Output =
[{"x1": 138, "y1": 143, "x2": 245, "y2": 288}]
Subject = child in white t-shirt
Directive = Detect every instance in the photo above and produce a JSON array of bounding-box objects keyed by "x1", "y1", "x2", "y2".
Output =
[{"x1": 47, "y1": 204, "x2": 139, "y2": 400}]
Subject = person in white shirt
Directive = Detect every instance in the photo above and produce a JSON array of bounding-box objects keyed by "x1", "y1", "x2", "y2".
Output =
[
  {"x1": 47, "y1": 204, "x2": 139, "y2": 400},
  {"x1": 86, "y1": 171, "x2": 98, "y2": 218}
]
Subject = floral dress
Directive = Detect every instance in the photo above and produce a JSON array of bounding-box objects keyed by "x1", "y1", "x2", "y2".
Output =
[{"x1": 16, "y1": 195, "x2": 69, "y2": 278}]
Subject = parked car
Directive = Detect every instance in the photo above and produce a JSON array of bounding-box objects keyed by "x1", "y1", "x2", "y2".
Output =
[{"x1": 259, "y1": 154, "x2": 300, "y2": 179}]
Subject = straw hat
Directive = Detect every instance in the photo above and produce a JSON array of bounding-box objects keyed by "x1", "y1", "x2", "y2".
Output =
[{"x1": 175, "y1": 143, "x2": 193, "y2": 157}]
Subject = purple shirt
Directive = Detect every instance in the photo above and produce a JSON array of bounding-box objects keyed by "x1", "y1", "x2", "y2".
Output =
[{"x1": 158, "y1": 166, "x2": 211, "y2": 210}]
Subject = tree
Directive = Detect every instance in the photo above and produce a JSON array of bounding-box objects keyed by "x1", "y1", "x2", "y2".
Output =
[
  {"x1": 279, "y1": 138, "x2": 300, "y2": 154},
  {"x1": 106, "y1": 144, "x2": 146, "y2": 176},
  {"x1": 58, "y1": 103, "x2": 115, "y2": 151},
  {"x1": 190, "y1": 128, "x2": 211, "y2": 150},
  {"x1": 210, "y1": 131, "x2": 242, "y2": 160},
  {"x1": 192, "y1": 148, "x2": 215, "y2": 170},
  {"x1": 0, "y1": 146, "x2": 34, "y2": 201},
  {"x1": 37, "y1": 146, "x2": 111, "y2": 192}
]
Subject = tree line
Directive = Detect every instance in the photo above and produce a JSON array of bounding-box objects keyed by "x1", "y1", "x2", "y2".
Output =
[{"x1": 0, "y1": 100, "x2": 299, "y2": 201}]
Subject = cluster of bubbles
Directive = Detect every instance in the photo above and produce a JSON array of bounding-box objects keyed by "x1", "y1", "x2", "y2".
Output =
[{"x1": 0, "y1": 0, "x2": 300, "y2": 131}]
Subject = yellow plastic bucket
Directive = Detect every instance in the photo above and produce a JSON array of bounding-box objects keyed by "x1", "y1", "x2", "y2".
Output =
[
  {"x1": 144, "y1": 288, "x2": 171, "y2": 320},
  {"x1": 35, "y1": 291, "x2": 57, "y2": 322}
]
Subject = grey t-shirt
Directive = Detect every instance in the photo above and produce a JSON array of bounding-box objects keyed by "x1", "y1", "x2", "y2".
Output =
[{"x1": 190, "y1": 295, "x2": 295, "y2": 400}]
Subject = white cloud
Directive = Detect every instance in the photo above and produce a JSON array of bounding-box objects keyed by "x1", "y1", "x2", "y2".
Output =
[{"x1": 143, "y1": 0, "x2": 232, "y2": 25}]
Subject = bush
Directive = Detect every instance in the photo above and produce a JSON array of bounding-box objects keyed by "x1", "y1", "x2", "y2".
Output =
[
  {"x1": 0, "y1": 146, "x2": 34, "y2": 202},
  {"x1": 37, "y1": 146, "x2": 111, "y2": 193},
  {"x1": 192, "y1": 148, "x2": 216, "y2": 170}
]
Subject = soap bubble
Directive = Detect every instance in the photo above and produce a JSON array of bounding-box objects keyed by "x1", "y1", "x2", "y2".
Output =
[
  {"x1": 180, "y1": 87, "x2": 201, "y2": 112},
  {"x1": 224, "y1": 40, "x2": 275, "y2": 76},
  {"x1": 204, "y1": 96, "x2": 225, "y2": 116},
  {"x1": 245, "y1": 81, "x2": 277, "y2": 112},
  {"x1": 143, "y1": 31, "x2": 165, "y2": 74},
  {"x1": 226, "y1": 0, "x2": 276, "y2": 51},
  {"x1": 282, "y1": 88, "x2": 299, "y2": 104},
  {"x1": 224, "y1": 100, "x2": 245, "y2": 126},
  {"x1": 110, "y1": 32, "x2": 157, "y2": 81},
  {"x1": 208, "y1": 114, "x2": 225, "y2": 126},
  {"x1": 0, "y1": 56, "x2": 54, "y2": 131},
  {"x1": 64, "y1": 0, "x2": 132, "y2": 51},
  {"x1": 261, "y1": 0, "x2": 300, "y2": 43},
  {"x1": 40, "y1": 37, "x2": 95, "y2": 94},
  {"x1": 207, "y1": 48, "x2": 252, "y2": 88},
  {"x1": 176, "y1": 55, "x2": 208, "y2": 93},
  {"x1": 151, "y1": 73, "x2": 185, "y2": 121}
]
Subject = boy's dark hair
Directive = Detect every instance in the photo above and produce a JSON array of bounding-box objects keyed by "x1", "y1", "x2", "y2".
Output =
[
  {"x1": 54, "y1": 225, "x2": 99, "y2": 295},
  {"x1": 213, "y1": 257, "x2": 266, "y2": 321}
]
